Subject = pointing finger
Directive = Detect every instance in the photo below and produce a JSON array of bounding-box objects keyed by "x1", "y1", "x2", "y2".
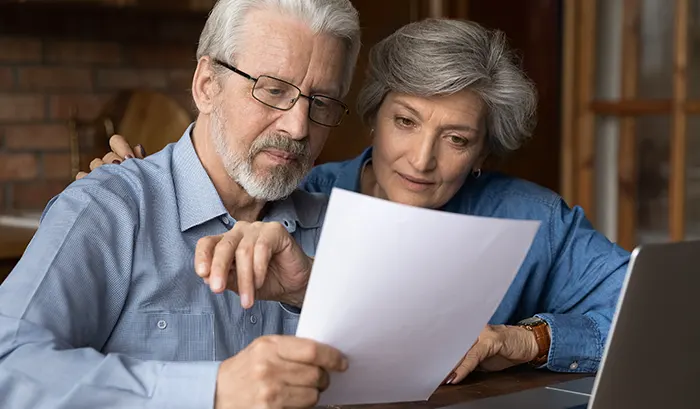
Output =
[
  {"x1": 234, "y1": 232, "x2": 258, "y2": 309},
  {"x1": 210, "y1": 230, "x2": 243, "y2": 293}
]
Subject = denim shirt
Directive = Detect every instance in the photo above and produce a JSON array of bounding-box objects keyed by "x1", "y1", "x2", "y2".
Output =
[
  {"x1": 301, "y1": 147, "x2": 629, "y2": 374},
  {"x1": 0, "y1": 125, "x2": 328, "y2": 409}
]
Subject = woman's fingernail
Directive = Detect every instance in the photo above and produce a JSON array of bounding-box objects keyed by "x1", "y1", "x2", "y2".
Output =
[
  {"x1": 112, "y1": 159, "x2": 121, "y2": 164},
  {"x1": 446, "y1": 372, "x2": 456, "y2": 384},
  {"x1": 240, "y1": 293, "x2": 250, "y2": 308},
  {"x1": 195, "y1": 263, "x2": 207, "y2": 276}
]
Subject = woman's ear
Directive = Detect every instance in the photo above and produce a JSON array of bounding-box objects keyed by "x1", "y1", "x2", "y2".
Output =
[
  {"x1": 474, "y1": 144, "x2": 490, "y2": 170},
  {"x1": 192, "y1": 56, "x2": 221, "y2": 115},
  {"x1": 368, "y1": 117, "x2": 378, "y2": 139}
]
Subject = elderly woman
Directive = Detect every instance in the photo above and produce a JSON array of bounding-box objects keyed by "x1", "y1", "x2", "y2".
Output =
[{"x1": 84, "y1": 18, "x2": 628, "y2": 384}]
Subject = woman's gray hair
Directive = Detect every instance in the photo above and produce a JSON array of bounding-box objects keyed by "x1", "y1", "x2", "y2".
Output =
[
  {"x1": 357, "y1": 18, "x2": 537, "y2": 157},
  {"x1": 197, "y1": 0, "x2": 361, "y2": 97}
]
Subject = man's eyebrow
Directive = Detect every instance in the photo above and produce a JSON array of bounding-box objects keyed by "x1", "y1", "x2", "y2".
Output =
[{"x1": 310, "y1": 87, "x2": 341, "y2": 98}]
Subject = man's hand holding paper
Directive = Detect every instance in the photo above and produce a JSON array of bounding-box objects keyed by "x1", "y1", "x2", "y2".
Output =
[{"x1": 214, "y1": 335, "x2": 347, "y2": 409}]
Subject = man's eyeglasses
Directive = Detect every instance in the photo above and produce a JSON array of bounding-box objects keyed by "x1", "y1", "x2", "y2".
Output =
[{"x1": 214, "y1": 59, "x2": 349, "y2": 127}]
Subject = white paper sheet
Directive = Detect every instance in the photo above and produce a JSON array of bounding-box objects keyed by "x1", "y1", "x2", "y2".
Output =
[{"x1": 295, "y1": 188, "x2": 541, "y2": 406}]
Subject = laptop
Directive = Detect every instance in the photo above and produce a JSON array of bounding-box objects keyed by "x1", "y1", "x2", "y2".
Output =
[{"x1": 440, "y1": 240, "x2": 700, "y2": 409}]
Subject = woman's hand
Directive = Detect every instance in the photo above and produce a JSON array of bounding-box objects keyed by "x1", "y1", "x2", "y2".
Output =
[
  {"x1": 75, "y1": 134, "x2": 146, "y2": 180},
  {"x1": 444, "y1": 325, "x2": 540, "y2": 384}
]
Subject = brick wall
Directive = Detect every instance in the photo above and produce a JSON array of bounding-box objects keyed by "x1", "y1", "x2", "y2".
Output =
[{"x1": 0, "y1": 3, "x2": 206, "y2": 211}]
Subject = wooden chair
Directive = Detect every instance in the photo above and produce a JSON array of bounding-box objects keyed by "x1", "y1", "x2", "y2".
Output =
[{"x1": 70, "y1": 90, "x2": 194, "y2": 175}]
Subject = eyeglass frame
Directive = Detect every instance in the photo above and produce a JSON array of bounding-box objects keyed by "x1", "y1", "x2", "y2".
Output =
[{"x1": 212, "y1": 59, "x2": 350, "y2": 127}]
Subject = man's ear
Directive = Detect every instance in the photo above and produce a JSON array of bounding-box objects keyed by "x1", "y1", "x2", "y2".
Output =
[{"x1": 192, "y1": 56, "x2": 220, "y2": 115}]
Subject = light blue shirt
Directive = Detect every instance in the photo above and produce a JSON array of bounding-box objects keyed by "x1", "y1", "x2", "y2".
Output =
[
  {"x1": 0, "y1": 124, "x2": 328, "y2": 408},
  {"x1": 301, "y1": 147, "x2": 630, "y2": 374}
]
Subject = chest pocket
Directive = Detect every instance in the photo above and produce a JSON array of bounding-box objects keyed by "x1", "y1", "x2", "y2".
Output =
[{"x1": 103, "y1": 312, "x2": 215, "y2": 362}]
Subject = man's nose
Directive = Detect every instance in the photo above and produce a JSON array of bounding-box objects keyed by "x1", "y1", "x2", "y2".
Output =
[{"x1": 277, "y1": 98, "x2": 310, "y2": 140}]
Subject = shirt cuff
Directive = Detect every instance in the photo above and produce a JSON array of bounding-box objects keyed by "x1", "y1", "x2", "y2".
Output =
[
  {"x1": 535, "y1": 313, "x2": 602, "y2": 373},
  {"x1": 151, "y1": 361, "x2": 221, "y2": 409}
]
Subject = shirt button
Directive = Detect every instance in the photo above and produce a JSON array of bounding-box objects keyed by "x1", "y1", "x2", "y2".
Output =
[
  {"x1": 157, "y1": 319, "x2": 167, "y2": 330},
  {"x1": 221, "y1": 216, "x2": 230, "y2": 225},
  {"x1": 569, "y1": 361, "x2": 579, "y2": 370},
  {"x1": 249, "y1": 315, "x2": 258, "y2": 324}
]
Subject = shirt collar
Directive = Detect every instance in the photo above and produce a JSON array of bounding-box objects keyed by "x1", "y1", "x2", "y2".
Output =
[
  {"x1": 333, "y1": 146, "x2": 373, "y2": 192},
  {"x1": 259, "y1": 190, "x2": 324, "y2": 233},
  {"x1": 172, "y1": 123, "x2": 228, "y2": 232},
  {"x1": 172, "y1": 123, "x2": 320, "y2": 232}
]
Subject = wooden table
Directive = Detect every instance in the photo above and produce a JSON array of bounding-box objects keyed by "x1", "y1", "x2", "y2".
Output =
[
  {"x1": 0, "y1": 225, "x2": 35, "y2": 259},
  {"x1": 0, "y1": 225, "x2": 36, "y2": 281},
  {"x1": 343, "y1": 367, "x2": 590, "y2": 409}
]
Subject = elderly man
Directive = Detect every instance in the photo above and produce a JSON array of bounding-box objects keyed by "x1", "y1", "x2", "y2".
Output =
[{"x1": 0, "y1": 1, "x2": 361, "y2": 408}]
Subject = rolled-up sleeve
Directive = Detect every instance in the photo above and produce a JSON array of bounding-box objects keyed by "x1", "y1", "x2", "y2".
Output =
[
  {"x1": 537, "y1": 199, "x2": 629, "y2": 373},
  {"x1": 0, "y1": 178, "x2": 220, "y2": 408}
]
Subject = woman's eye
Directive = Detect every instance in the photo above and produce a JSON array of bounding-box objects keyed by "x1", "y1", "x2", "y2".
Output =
[
  {"x1": 395, "y1": 116, "x2": 415, "y2": 128},
  {"x1": 448, "y1": 135, "x2": 469, "y2": 146}
]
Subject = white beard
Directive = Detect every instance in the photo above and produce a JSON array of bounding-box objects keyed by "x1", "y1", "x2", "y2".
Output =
[{"x1": 210, "y1": 107, "x2": 312, "y2": 201}]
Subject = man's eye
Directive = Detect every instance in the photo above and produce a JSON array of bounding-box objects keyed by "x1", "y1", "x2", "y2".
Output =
[{"x1": 265, "y1": 88, "x2": 283, "y2": 96}]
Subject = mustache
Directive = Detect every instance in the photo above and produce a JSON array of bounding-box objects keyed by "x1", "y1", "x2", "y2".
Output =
[{"x1": 250, "y1": 133, "x2": 310, "y2": 160}]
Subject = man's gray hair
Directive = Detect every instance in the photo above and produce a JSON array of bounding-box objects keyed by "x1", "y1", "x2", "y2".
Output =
[
  {"x1": 197, "y1": 0, "x2": 361, "y2": 97},
  {"x1": 357, "y1": 18, "x2": 538, "y2": 157}
]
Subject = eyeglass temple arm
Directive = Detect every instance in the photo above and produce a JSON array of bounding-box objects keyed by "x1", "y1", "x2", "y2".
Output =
[
  {"x1": 230, "y1": 66, "x2": 255, "y2": 81},
  {"x1": 214, "y1": 59, "x2": 256, "y2": 81}
]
